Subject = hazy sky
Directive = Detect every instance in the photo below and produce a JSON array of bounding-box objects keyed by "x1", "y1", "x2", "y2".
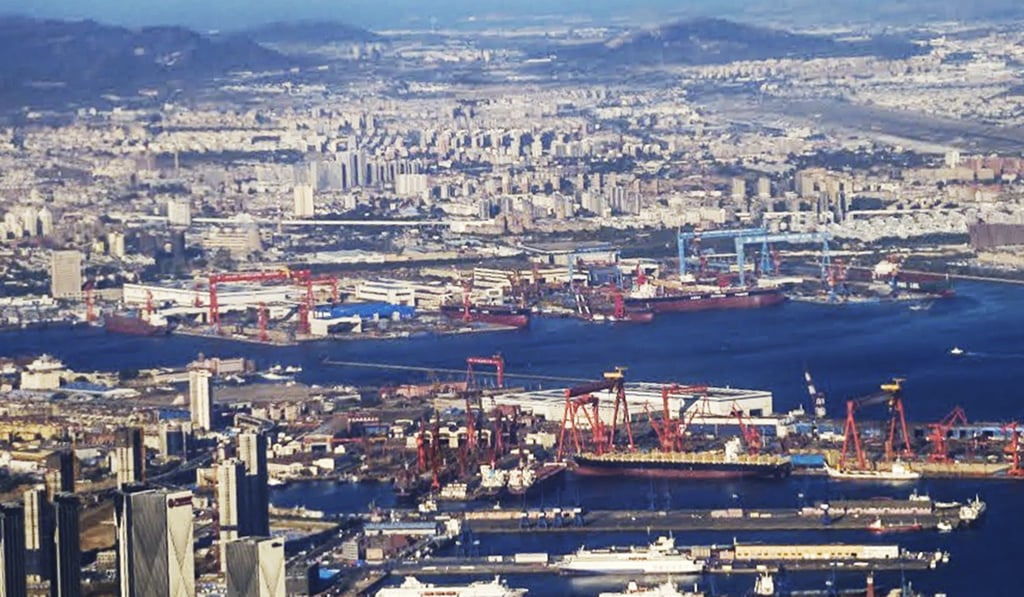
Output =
[
  {"x1": 2, "y1": 0, "x2": 1021, "y2": 31},
  {"x1": 1, "y1": 0, "x2": 706, "y2": 30}
]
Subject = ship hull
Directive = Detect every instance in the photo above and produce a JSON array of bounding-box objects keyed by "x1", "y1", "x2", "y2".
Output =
[
  {"x1": 625, "y1": 288, "x2": 785, "y2": 314},
  {"x1": 440, "y1": 304, "x2": 530, "y2": 328},
  {"x1": 103, "y1": 314, "x2": 172, "y2": 336},
  {"x1": 574, "y1": 456, "x2": 791, "y2": 480}
]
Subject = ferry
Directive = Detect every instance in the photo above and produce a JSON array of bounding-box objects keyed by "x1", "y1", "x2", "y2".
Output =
[
  {"x1": 375, "y1": 576, "x2": 527, "y2": 597},
  {"x1": 824, "y1": 460, "x2": 920, "y2": 482},
  {"x1": 555, "y1": 536, "x2": 705, "y2": 576}
]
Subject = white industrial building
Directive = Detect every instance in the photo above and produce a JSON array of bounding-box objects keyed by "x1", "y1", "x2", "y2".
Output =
[
  {"x1": 122, "y1": 282, "x2": 298, "y2": 319},
  {"x1": 484, "y1": 382, "x2": 779, "y2": 434}
]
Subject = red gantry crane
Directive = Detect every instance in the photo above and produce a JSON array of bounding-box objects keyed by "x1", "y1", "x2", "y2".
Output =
[
  {"x1": 1001, "y1": 422, "x2": 1024, "y2": 477},
  {"x1": 731, "y1": 405, "x2": 763, "y2": 455},
  {"x1": 208, "y1": 269, "x2": 318, "y2": 334},
  {"x1": 465, "y1": 354, "x2": 505, "y2": 390},
  {"x1": 840, "y1": 378, "x2": 913, "y2": 470},
  {"x1": 927, "y1": 406, "x2": 968, "y2": 463},
  {"x1": 557, "y1": 368, "x2": 633, "y2": 460},
  {"x1": 647, "y1": 384, "x2": 709, "y2": 452}
]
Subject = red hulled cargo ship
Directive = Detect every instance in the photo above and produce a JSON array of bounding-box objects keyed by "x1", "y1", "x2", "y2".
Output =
[
  {"x1": 103, "y1": 313, "x2": 173, "y2": 336},
  {"x1": 440, "y1": 303, "x2": 531, "y2": 328}
]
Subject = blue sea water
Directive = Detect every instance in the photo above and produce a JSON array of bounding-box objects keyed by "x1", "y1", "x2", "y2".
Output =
[{"x1": 3, "y1": 280, "x2": 1024, "y2": 595}]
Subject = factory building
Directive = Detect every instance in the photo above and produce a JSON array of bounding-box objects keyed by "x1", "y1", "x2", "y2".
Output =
[{"x1": 482, "y1": 382, "x2": 777, "y2": 434}]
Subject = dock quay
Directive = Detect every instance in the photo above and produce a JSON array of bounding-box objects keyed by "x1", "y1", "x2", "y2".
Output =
[
  {"x1": 388, "y1": 547, "x2": 947, "y2": 576},
  {"x1": 458, "y1": 497, "x2": 967, "y2": 534}
]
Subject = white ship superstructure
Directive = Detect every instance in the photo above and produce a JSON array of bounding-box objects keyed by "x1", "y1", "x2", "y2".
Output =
[
  {"x1": 556, "y1": 536, "x2": 705, "y2": 575},
  {"x1": 375, "y1": 576, "x2": 527, "y2": 597}
]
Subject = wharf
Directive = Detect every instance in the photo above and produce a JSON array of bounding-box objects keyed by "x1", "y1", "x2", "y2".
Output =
[
  {"x1": 389, "y1": 555, "x2": 940, "y2": 576},
  {"x1": 466, "y1": 510, "x2": 942, "y2": 533},
  {"x1": 461, "y1": 498, "x2": 960, "y2": 534}
]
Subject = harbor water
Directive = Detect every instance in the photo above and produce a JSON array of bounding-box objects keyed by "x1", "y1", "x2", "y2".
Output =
[{"x1": 3, "y1": 280, "x2": 1024, "y2": 595}]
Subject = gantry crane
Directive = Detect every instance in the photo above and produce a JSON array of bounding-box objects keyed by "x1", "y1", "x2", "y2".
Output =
[
  {"x1": 927, "y1": 406, "x2": 968, "y2": 463},
  {"x1": 465, "y1": 354, "x2": 505, "y2": 390},
  {"x1": 208, "y1": 269, "x2": 325, "y2": 334},
  {"x1": 557, "y1": 368, "x2": 633, "y2": 460},
  {"x1": 647, "y1": 384, "x2": 709, "y2": 452},
  {"x1": 1001, "y1": 422, "x2": 1024, "y2": 477},
  {"x1": 731, "y1": 405, "x2": 763, "y2": 455},
  {"x1": 839, "y1": 378, "x2": 913, "y2": 470}
]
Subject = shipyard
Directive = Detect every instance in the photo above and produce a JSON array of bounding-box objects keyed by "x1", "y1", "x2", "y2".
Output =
[{"x1": 7, "y1": 3, "x2": 1024, "y2": 595}]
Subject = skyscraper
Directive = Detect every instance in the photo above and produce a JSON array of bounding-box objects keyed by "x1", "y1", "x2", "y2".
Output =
[
  {"x1": 0, "y1": 503, "x2": 27, "y2": 597},
  {"x1": 225, "y1": 537, "x2": 286, "y2": 597},
  {"x1": 46, "y1": 449, "x2": 76, "y2": 498},
  {"x1": 216, "y1": 460, "x2": 247, "y2": 570},
  {"x1": 188, "y1": 368, "x2": 213, "y2": 432},
  {"x1": 292, "y1": 185, "x2": 314, "y2": 218},
  {"x1": 237, "y1": 432, "x2": 269, "y2": 537},
  {"x1": 113, "y1": 428, "x2": 144, "y2": 488},
  {"x1": 49, "y1": 250, "x2": 83, "y2": 300},
  {"x1": 23, "y1": 487, "x2": 53, "y2": 584},
  {"x1": 116, "y1": 487, "x2": 195, "y2": 597},
  {"x1": 52, "y1": 493, "x2": 80, "y2": 597}
]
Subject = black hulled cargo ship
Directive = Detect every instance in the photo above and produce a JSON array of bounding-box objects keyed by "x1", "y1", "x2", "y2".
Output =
[{"x1": 573, "y1": 439, "x2": 791, "y2": 480}]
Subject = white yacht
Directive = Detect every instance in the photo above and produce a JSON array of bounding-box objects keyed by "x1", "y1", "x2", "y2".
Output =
[
  {"x1": 556, "y1": 536, "x2": 705, "y2": 576},
  {"x1": 598, "y1": 580, "x2": 704, "y2": 597},
  {"x1": 375, "y1": 577, "x2": 527, "y2": 597}
]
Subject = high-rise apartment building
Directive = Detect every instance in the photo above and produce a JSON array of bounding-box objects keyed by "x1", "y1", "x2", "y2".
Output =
[
  {"x1": 188, "y1": 368, "x2": 213, "y2": 432},
  {"x1": 49, "y1": 250, "x2": 82, "y2": 299},
  {"x1": 53, "y1": 493, "x2": 80, "y2": 597},
  {"x1": 216, "y1": 460, "x2": 247, "y2": 570},
  {"x1": 113, "y1": 428, "x2": 144, "y2": 488},
  {"x1": 23, "y1": 487, "x2": 53, "y2": 585},
  {"x1": 116, "y1": 487, "x2": 195, "y2": 597},
  {"x1": 292, "y1": 185, "x2": 314, "y2": 218},
  {"x1": 46, "y1": 449, "x2": 76, "y2": 498},
  {"x1": 237, "y1": 432, "x2": 269, "y2": 537},
  {"x1": 225, "y1": 537, "x2": 286, "y2": 597},
  {"x1": 0, "y1": 503, "x2": 27, "y2": 597}
]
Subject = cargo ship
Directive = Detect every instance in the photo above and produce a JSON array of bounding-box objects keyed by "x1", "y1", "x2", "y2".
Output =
[
  {"x1": 103, "y1": 313, "x2": 173, "y2": 336},
  {"x1": 824, "y1": 461, "x2": 920, "y2": 482},
  {"x1": 440, "y1": 303, "x2": 531, "y2": 328},
  {"x1": 624, "y1": 284, "x2": 785, "y2": 314},
  {"x1": 555, "y1": 535, "x2": 705, "y2": 576},
  {"x1": 573, "y1": 438, "x2": 791, "y2": 479}
]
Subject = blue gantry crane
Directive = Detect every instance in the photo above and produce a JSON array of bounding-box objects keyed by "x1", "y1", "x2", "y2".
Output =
[{"x1": 677, "y1": 228, "x2": 832, "y2": 285}]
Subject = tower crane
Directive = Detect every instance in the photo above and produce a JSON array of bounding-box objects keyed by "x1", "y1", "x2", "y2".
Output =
[{"x1": 839, "y1": 378, "x2": 913, "y2": 470}]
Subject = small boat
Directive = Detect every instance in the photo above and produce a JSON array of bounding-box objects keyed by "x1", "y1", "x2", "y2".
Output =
[
  {"x1": 937, "y1": 520, "x2": 954, "y2": 533},
  {"x1": 868, "y1": 518, "x2": 923, "y2": 534},
  {"x1": 752, "y1": 571, "x2": 775, "y2": 596},
  {"x1": 949, "y1": 347, "x2": 965, "y2": 356}
]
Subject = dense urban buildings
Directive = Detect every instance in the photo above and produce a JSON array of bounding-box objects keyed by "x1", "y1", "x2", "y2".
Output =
[{"x1": 2, "y1": 2, "x2": 1024, "y2": 595}]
